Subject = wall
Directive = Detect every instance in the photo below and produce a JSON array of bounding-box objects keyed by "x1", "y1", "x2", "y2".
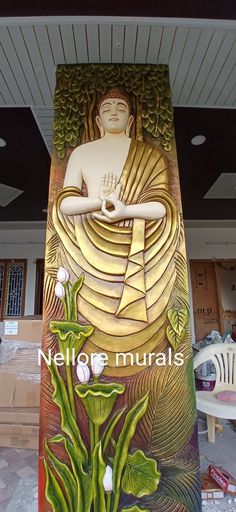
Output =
[
  {"x1": 217, "y1": 264, "x2": 236, "y2": 311},
  {"x1": 185, "y1": 225, "x2": 236, "y2": 260},
  {"x1": 185, "y1": 223, "x2": 236, "y2": 341},
  {"x1": 0, "y1": 226, "x2": 46, "y2": 316}
]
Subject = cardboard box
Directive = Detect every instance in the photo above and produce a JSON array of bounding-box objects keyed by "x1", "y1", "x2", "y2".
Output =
[
  {"x1": 0, "y1": 407, "x2": 39, "y2": 450},
  {"x1": 0, "y1": 429, "x2": 39, "y2": 449},
  {"x1": 0, "y1": 339, "x2": 40, "y2": 374},
  {"x1": 0, "y1": 434, "x2": 38, "y2": 450},
  {"x1": 0, "y1": 373, "x2": 40, "y2": 408},
  {"x1": 0, "y1": 423, "x2": 39, "y2": 436},
  {"x1": 0, "y1": 407, "x2": 39, "y2": 425},
  {"x1": 3, "y1": 317, "x2": 42, "y2": 343}
]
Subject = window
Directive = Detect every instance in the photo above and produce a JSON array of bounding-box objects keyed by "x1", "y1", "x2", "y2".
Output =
[{"x1": 0, "y1": 260, "x2": 27, "y2": 319}]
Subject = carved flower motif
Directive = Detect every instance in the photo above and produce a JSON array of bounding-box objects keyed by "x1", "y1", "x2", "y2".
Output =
[
  {"x1": 91, "y1": 353, "x2": 105, "y2": 377},
  {"x1": 75, "y1": 382, "x2": 125, "y2": 425},
  {"x1": 103, "y1": 465, "x2": 113, "y2": 492},
  {"x1": 76, "y1": 362, "x2": 90, "y2": 384},
  {"x1": 57, "y1": 266, "x2": 70, "y2": 283},
  {"x1": 55, "y1": 282, "x2": 65, "y2": 299}
]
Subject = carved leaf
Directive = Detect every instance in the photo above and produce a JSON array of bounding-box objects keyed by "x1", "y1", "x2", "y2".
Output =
[
  {"x1": 69, "y1": 273, "x2": 85, "y2": 321},
  {"x1": 51, "y1": 435, "x2": 92, "y2": 512},
  {"x1": 45, "y1": 441, "x2": 77, "y2": 512},
  {"x1": 101, "y1": 406, "x2": 127, "y2": 453},
  {"x1": 48, "y1": 360, "x2": 88, "y2": 466},
  {"x1": 167, "y1": 308, "x2": 188, "y2": 336},
  {"x1": 92, "y1": 443, "x2": 106, "y2": 512},
  {"x1": 122, "y1": 450, "x2": 160, "y2": 497},
  {"x1": 112, "y1": 392, "x2": 149, "y2": 512},
  {"x1": 44, "y1": 458, "x2": 69, "y2": 512},
  {"x1": 166, "y1": 325, "x2": 186, "y2": 351}
]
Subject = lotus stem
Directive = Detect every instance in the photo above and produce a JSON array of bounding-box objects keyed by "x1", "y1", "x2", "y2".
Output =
[
  {"x1": 111, "y1": 437, "x2": 117, "y2": 451},
  {"x1": 106, "y1": 492, "x2": 112, "y2": 512},
  {"x1": 64, "y1": 282, "x2": 70, "y2": 319},
  {"x1": 65, "y1": 364, "x2": 76, "y2": 419},
  {"x1": 62, "y1": 298, "x2": 69, "y2": 320},
  {"x1": 89, "y1": 420, "x2": 95, "y2": 457},
  {"x1": 94, "y1": 423, "x2": 100, "y2": 448}
]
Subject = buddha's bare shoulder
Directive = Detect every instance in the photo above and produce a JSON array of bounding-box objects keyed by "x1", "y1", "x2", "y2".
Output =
[
  {"x1": 69, "y1": 139, "x2": 103, "y2": 163},
  {"x1": 73, "y1": 138, "x2": 102, "y2": 153}
]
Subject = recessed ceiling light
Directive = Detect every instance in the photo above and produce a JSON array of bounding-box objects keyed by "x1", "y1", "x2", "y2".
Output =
[
  {"x1": 42, "y1": 208, "x2": 48, "y2": 213},
  {"x1": 191, "y1": 135, "x2": 206, "y2": 146},
  {"x1": 0, "y1": 138, "x2": 6, "y2": 148}
]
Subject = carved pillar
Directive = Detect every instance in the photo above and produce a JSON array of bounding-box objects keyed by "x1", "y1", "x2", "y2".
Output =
[{"x1": 39, "y1": 64, "x2": 201, "y2": 512}]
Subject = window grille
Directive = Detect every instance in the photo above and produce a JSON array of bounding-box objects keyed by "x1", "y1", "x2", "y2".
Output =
[
  {"x1": 0, "y1": 263, "x2": 6, "y2": 318},
  {"x1": 0, "y1": 260, "x2": 26, "y2": 319}
]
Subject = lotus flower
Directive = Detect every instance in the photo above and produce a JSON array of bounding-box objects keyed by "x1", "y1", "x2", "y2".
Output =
[
  {"x1": 91, "y1": 353, "x2": 105, "y2": 377},
  {"x1": 103, "y1": 465, "x2": 113, "y2": 492},
  {"x1": 57, "y1": 266, "x2": 69, "y2": 283},
  {"x1": 75, "y1": 382, "x2": 125, "y2": 425},
  {"x1": 76, "y1": 362, "x2": 90, "y2": 384},
  {"x1": 55, "y1": 282, "x2": 65, "y2": 299}
]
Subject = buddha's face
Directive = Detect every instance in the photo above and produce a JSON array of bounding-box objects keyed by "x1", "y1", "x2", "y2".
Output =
[{"x1": 96, "y1": 98, "x2": 133, "y2": 135}]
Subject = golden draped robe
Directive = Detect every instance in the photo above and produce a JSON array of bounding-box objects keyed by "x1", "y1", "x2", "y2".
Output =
[{"x1": 53, "y1": 139, "x2": 180, "y2": 375}]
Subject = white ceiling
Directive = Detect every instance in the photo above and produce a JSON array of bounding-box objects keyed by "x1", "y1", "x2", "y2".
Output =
[{"x1": 0, "y1": 16, "x2": 236, "y2": 153}]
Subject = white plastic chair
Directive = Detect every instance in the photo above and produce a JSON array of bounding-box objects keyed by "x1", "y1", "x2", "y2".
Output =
[{"x1": 194, "y1": 343, "x2": 236, "y2": 443}]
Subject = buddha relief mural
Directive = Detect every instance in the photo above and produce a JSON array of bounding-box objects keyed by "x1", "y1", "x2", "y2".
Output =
[{"x1": 39, "y1": 64, "x2": 201, "y2": 512}]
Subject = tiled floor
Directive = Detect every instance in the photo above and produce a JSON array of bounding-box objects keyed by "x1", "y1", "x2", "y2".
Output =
[
  {"x1": 0, "y1": 419, "x2": 236, "y2": 511},
  {"x1": 0, "y1": 447, "x2": 38, "y2": 511}
]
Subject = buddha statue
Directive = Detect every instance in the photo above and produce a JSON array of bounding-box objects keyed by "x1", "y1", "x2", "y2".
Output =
[{"x1": 53, "y1": 88, "x2": 179, "y2": 375}]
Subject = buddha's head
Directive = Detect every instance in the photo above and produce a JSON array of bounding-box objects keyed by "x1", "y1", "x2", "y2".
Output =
[{"x1": 96, "y1": 88, "x2": 134, "y2": 137}]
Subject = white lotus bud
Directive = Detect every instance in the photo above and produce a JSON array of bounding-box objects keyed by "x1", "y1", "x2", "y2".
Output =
[
  {"x1": 57, "y1": 266, "x2": 69, "y2": 283},
  {"x1": 103, "y1": 465, "x2": 113, "y2": 492},
  {"x1": 55, "y1": 281, "x2": 65, "y2": 299},
  {"x1": 91, "y1": 353, "x2": 105, "y2": 377},
  {"x1": 76, "y1": 362, "x2": 90, "y2": 384}
]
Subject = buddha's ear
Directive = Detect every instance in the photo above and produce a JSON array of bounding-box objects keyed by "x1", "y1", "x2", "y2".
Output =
[
  {"x1": 126, "y1": 115, "x2": 134, "y2": 136},
  {"x1": 95, "y1": 115, "x2": 105, "y2": 137}
]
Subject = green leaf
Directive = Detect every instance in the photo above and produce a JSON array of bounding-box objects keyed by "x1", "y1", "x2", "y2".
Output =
[
  {"x1": 101, "y1": 406, "x2": 127, "y2": 453},
  {"x1": 92, "y1": 442, "x2": 106, "y2": 512},
  {"x1": 167, "y1": 308, "x2": 188, "y2": 336},
  {"x1": 122, "y1": 450, "x2": 160, "y2": 497},
  {"x1": 44, "y1": 458, "x2": 69, "y2": 512},
  {"x1": 112, "y1": 392, "x2": 149, "y2": 512},
  {"x1": 121, "y1": 507, "x2": 150, "y2": 512},
  {"x1": 50, "y1": 434, "x2": 65, "y2": 443},
  {"x1": 45, "y1": 441, "x2": 77, "y2": 512},
  {"x1": 50, "y1": 319, "x2": 93, "y2": 343},
  {"x1": 48, "y1": 360, "x2": 88, "y2": 466},
  {"x1": 50, "y1": 434, "x2": 92, "y2": 512},
  {"x1": 70, "y1": 274, "x2": 84, "y2": 321},
  {"x1": 166, "y1": 325, "x2": 185, "y2": 351}
]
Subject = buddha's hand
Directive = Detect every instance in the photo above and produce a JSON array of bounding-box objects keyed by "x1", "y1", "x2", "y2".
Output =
[
  {"x1": 99, "y1": 173, "x2": 117, "y2": 201},
  {"x1": 93, "y1": 184, "x2": 125, "y2": 223}
]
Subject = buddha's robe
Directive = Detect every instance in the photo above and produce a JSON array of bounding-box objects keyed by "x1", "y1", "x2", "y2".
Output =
[{"x1": 53, "y1": 139, "x2": 180, "y2": 375}]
